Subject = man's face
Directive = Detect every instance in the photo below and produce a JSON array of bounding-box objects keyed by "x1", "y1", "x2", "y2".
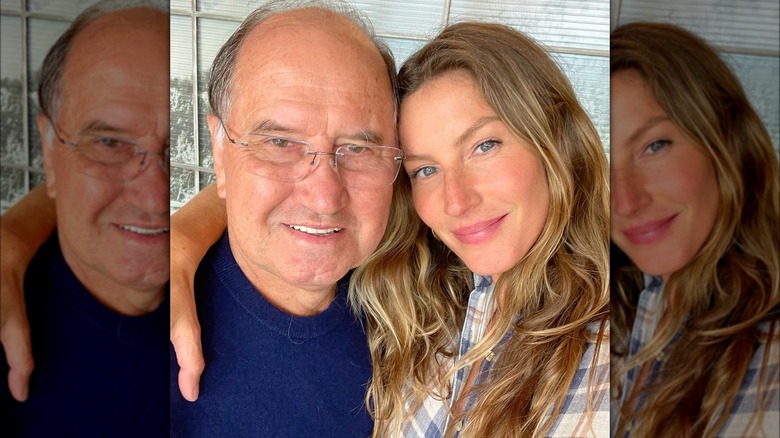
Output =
[
  {"x1": 40, "y1": 8, "x2": 169, "y2": 303},
  {"x1": 210, "y1": 10, "x2": 395, "y2": 297}
]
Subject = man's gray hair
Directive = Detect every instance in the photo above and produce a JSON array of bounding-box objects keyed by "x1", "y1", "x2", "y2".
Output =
[
  {"x1": 208, "y1": 0, "x2": 399, "y2": 123},
  {"x1": 37, "y1": 0, "x2": 167, "y2": 119}
]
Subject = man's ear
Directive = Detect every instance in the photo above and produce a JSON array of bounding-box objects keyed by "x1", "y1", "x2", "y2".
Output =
[
  {"x1": 207, "y1": 113, "x2": 227, "y2": 199},
  {"x1": 36, "y1": 113, "x2": 56, "y2": 199}
]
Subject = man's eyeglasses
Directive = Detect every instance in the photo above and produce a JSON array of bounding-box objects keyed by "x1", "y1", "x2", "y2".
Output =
[
  {"x1": 219, "y1": 120, "x2": 403, "y2": 189},
  {"x1": 48, "y1": 118, "x2": 170, "y2": 182}
]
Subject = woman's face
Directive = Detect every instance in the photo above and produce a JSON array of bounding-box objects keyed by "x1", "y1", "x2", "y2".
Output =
[
  {"x1": 610, "y1": 69, "x2": 720, "y2": 281},
  {"x1": 399, "y1": 70, "x2": 550, "y2": 280}
]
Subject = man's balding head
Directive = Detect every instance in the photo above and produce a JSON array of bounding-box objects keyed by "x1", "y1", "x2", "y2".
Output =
[{"x1": 208, "y1": 0, "x2": 398, "y2": 125}]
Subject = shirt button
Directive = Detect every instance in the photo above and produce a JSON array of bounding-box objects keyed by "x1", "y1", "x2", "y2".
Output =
[{"x1": 454, "y1": 420, "x2": 463, "y2": 431}]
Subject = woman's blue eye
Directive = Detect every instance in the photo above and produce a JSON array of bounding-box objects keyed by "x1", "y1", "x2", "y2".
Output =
[
  {"x1": 645, "y1": 139, "x2": 670, "y2": 154},
  {"x1": 476, "y1": 139, "x2": 499, "y2": 154},
  {"x1": 411, "y1": 166, "x2": 438, "y2": 179}
]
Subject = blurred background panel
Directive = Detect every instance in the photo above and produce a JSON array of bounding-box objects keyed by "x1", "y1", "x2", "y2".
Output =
[
  {"x1": 0, "y1": 0, "x2": 103, "y2": 213},
  {"x1": 612, "y1": 0, "x2": 780, "y2": 153},
  {"x1": 169, "y1": 0, "x2": 611, "y2": 213}
]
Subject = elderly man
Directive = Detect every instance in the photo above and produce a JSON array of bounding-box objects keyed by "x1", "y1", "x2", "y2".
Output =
[
  {"x1": 0, "y1": 1, "x2": 169, "y2": 436},
  {"x1": 167, "y1": 1, "x2": 399, "y2": 436}
]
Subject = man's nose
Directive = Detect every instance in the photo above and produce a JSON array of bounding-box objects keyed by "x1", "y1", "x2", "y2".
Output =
[
  {"x1": 136, "y1": 150, "x2": 169, "y2": 177},
  {"x1": 128, "y1": 150, "x2": 169, "y2": 214},
  {"x1": 297, "y1": 151, "x2": 347, "y2": 215}
]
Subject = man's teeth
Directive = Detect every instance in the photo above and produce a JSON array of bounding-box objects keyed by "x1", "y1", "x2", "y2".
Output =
[
  {"x1": 289, "y1": 225, "x2": 342, "y2": 235},
  {"x1": 119, "y1": 225, "x2": 169, "y2": 235}
]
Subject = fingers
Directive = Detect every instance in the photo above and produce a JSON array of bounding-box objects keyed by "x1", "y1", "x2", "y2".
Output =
[
  {"x1": 171, "y1": 282, "x2": 205, "y2": 404},
  {"x1": 8, "y1": 361, "x2": 33, "y2": 402},
  {"x1": 169, "y1": 209, "x2": 210, "y2": 403},
  {"x1": 1, "y1": 311, "x2": 34, "y2": 402},
  {"x1": 1, "y1": 198, "x2": 52, "y2": 403},
  {"x1": 172, "y1": 321, "x2": 205, "y2": 402}
]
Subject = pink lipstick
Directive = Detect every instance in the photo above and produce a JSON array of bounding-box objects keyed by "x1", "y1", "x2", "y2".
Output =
[
  {"x1": 622, "y1": 214, "x2": 677, "y2": 245},
  {"x1": 452, "y1": 215, "x2": 507, "y2": 245}
]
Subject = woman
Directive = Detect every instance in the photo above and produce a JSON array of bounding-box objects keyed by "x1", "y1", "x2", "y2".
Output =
[
  {"x1": 349, "y1": 22, "x2": 610, "y2": 437},
  {"x1": 610, "y1": 22, "x2": 779, "y2": 437}
]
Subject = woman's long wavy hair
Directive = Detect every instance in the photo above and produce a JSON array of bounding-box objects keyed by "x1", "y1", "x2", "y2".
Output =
[
  {"x1": 349, "y1": 22, "x2": 610, "y2": 437},
  {"x1": 611, "y1": 22, "x2": 780, "y2": 437}
]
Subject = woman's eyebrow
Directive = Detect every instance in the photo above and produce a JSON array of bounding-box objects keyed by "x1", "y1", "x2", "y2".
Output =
[
  {"x1": 626, "y1": 116, "x2": 670, "y2": 146},
  {"x1": 454, "y1": 116, "x2": 500, "y2": 147}
]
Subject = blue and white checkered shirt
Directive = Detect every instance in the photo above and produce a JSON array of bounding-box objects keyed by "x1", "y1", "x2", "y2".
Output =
[
  {"x1": 611, "y1": 275, "x2": 780, "y2": 437},
  {"x1": 402, "y1": 275, "x2": 610, "y2": 437}
]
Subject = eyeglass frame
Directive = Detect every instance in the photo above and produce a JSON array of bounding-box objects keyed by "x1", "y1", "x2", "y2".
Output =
[
  {"x1": 218, "y1": 119, "x2": 404, "y2": 188},
  {"x1": 46, "y1": 116, "x2": 170, "y2": 181}
]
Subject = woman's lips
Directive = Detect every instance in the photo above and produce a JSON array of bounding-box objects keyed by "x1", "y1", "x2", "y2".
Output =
[
  {"x1": 622, "y1": 214, "x2": 677, "y2": 245},
  {"x1": 452, "y1": 215, "x2": 507, "y2": 245}
]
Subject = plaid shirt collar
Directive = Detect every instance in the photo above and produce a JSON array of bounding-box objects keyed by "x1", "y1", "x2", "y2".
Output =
[{"x1": 401, "y1": 275, "x2": 611, "y2": 437}]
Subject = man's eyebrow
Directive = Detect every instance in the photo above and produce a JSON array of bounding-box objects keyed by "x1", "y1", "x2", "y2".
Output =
[
  {"x1": 349, "y1": 130, "x2": 384, "y2": 146},
  {"x1": 626, "y1": 116, "x2": 671, "y2": 146},
  {"x1": 250, "y1": 120, "x2": 385, "y2": 145},
  {"x1": 249, "y1": 119, "x2": 296, "y2": 135},
  {"x1": 80, "y1": 120, "x2": 127, "y2": 134}
]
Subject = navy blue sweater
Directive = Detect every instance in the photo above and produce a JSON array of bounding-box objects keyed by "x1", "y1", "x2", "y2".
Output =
[
  {"x1": 169, "y1": 232, "x2": 373, "y2": 438},
  {"x1": 0, "y1": 233, "x2": 169, "y2": 437}
]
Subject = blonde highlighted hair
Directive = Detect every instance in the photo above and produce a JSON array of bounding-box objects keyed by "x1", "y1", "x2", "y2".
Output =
[
  {"x1": 350, "y1": 22, "x2": 610, "y2": 437},
  {"x1": 611, "y1": 22, "x2": 780, "y2": 437}
]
